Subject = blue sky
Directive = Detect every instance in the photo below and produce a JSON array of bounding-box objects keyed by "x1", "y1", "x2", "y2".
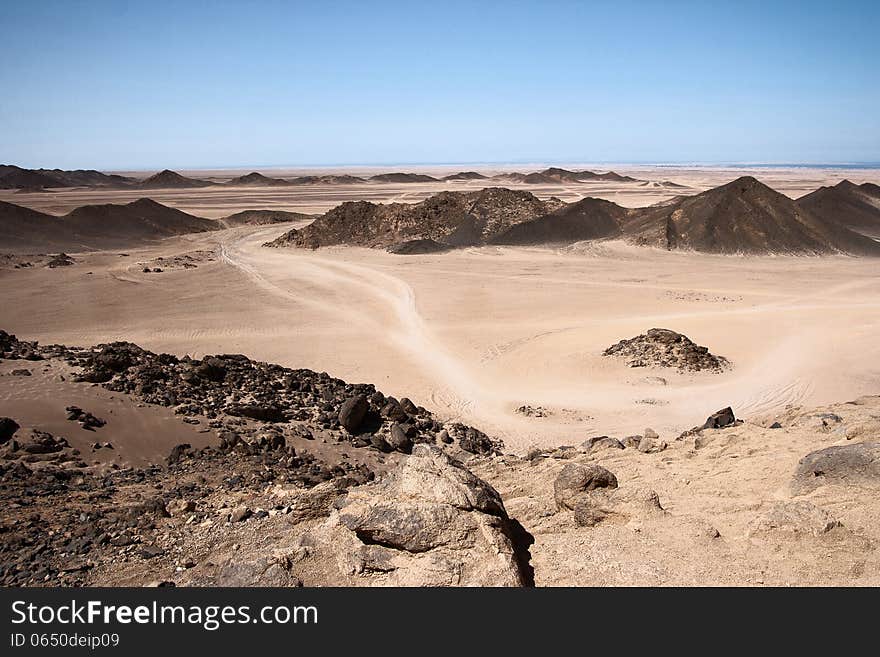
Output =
[{"x1": 1, "y1": 0, "x2": 878, "y2": 169}]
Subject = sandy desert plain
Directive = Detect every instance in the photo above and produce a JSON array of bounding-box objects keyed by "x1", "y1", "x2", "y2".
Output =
[{"x1": 2, "y1": 163, "x2": 880, "y2": 586}]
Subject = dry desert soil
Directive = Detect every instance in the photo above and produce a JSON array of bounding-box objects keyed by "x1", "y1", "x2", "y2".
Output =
[{"x1": 2, "y1": 164, "x2": 880, "y2": 586}]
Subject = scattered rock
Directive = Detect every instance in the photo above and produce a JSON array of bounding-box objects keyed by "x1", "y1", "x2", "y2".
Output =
[
  {"x1": 166, "y1": 499, "x2": 196, "y2": 517},
  {"x1": 387, "y1": 423, "x2": 413, "y2": 453},
  {"x1": 139, "y1": 545, "x2": 166, "y2": 559},
  {"x1": 750, "y1": 501, "x2": 841, "y2": 536},
  {"x1": 65, "y1": 406, "x2": 106, "y2": 430},
  {"x1": 229, "y1": 506, "x2": 252, "y2": 523},
  {"x1": 46, "y1": 253, "x2": 75, "y2": 268},
  {"x1": 225, "y1": 403, "x2": 286, "y2": 423},
  {"x1": 678, "y1": 407, "x2": 740, "y2": 440},
  {"x1": 638, "y1": 428, "x2": 667, "y2": 453},
  {"x1": 582, "y1": 436, "x2": 625, "y2": 452},
  {"x1": 444, "y1": 423, "x2": 503, "y2": 455},
  {"x1": 338, "y1": 395, "x2": 368, "y2": 434},
  {"x1": 553, "y1": 463, "x2": 618, "y2": 511},
  {"x1": 516, "y1": 405, "x2": 552, "y2": 418}
]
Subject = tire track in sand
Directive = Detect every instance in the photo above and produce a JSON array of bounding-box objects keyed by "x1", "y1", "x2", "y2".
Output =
[{"x1": 219, "y1": 230, "x2": 489, "y2": 420}]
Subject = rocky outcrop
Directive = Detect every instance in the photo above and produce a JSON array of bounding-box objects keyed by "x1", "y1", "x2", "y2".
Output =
[
  {"x1": 56, "y1": 340, "x2": 498, "y2": 456},
  {"x1": 283, "y1": 445, "x2": 531, "y2": 586},
  {"x1": 792, "y1": 443, "x2": 880, "y2": 494},
  {"x1": 603, "y1": 328, "x2": 730, "y2": 372},
  {"x1": 553, "y1": 463, "x2": 618, "y2": 510},
  {"x1": 264, "y1": 188, "x2": 564, "y2": 250}
]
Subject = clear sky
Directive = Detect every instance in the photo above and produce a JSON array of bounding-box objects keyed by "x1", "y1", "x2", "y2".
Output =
[{"x1": 1, "y1": 0, "x2": 878, "y2": 170}]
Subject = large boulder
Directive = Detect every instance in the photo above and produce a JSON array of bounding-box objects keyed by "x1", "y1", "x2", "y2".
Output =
[
  {"x1": 444, "y1": 422, "x2": 503, "y2": 455},
  {"x1": 338, "y1": 394, "x2": 368, "y2": 434},
  {"x1": 701, "y1": 407, "x2": 736, "y2": 430},
  {"x1": 0, "y1": 417, "x2": 20, "y2": 444},
  {"x1": 792, "y1": 442, "x2": 880, "y2": 494},
  {"x1": 286, "y1": 445, "x2": 530, "y2": 586},
  {"x1": 553, "y1": 462, "x2": 618, "y2": 511},
  {"x1": 387, "y1": 423, "x2": 413, "y2": 453}
]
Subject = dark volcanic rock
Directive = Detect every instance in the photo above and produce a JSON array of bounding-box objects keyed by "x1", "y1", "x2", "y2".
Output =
[
  {"x1": 622, "y1": 176, "x2": 880, "y2": 256},
  {"x1": 194, "y1": 357, "x2": 227, "y2": 382},
  {"x1": 46, "y1": 253, "x2": 75, "y2": 268},
  {"x1": 603, "y1": 328, "x2": 729, "y2": 372},
  {"x1": 387, "y1": 423, "x2": 413, "y2": 453},
  {"x1": 225, "y1": 404, "x2": 286, "y2": 423},
  {"x1": 15, "y1": 429, "x2": 70, "y2": 454},
  {"x1": 445, "y1": 423, "x2": 503, "y2": 455},
  {"x1": 65, "y1": 406, "x2": 106, "y2": 430},
  {"x1": 265, "y1": 188, "x2": 564, "y2": 250},
  {"x1": 490, "y1": 197, "x2": 625, "y2": 246},
  {"x1": 0, "y1": 417, "x2": 20, "y2": 443},
  {"x1": 701, "y1": 407, "x2": 736, "y2": 430},
  {"x1": 338, "y1": 395, "x2": 368, "y2": 434}
]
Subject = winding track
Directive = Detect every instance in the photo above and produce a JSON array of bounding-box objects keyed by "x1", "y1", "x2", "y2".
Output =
[
  {"x1": 214, "y1": 225, "x2": 880, "y2": 443},
  {"x1": 219, "y1": 226, "x2": 487, "y2": 421}
]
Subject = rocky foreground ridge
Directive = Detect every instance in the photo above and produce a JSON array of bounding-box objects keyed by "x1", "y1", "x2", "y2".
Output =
[{"x1": 3, "y1": 329, "x2": 880, "y2": 586}]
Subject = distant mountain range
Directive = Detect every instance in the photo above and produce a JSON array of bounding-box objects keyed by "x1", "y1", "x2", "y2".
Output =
[
  {"x1": 0, "y1": 165, "x2": 135, "y2": 189},
  {"x1": 3, "y1": 176, "x2": 879, "y2": 256},
  {"x1": 0, "y1": 165, "x2": 646, "y2": 190},
  {"x1": 266, "y1": 176, "x2": 880, "y2": 256},
  {"x1": 491, "y1": 168, "x2": 641, "y2": 184}
]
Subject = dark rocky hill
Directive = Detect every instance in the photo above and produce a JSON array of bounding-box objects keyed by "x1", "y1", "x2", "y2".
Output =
[
  {"x1": 796, "y1": 180, "x2": 880, "y2": 236},
  {"x1": 490, "y1": 197, "x2": 626, "y2": 245},
  {"x1": 138, "y1": 169, "x2": 215, "y2": 189},
  {"x1": 621, "y1": 176, "x2": 880, "y2": 255},
  {"x1": 225, "y1": 172, "x2": 289, "y2": 186},
  {"x1": 368, "y1": 173, "x2": 439, "y2": 183},
  {"x1": 0, "y1": 198, "x2": 217, "y2": 252},
  {"x1": 0, "y1": 165, "x2": 134, "y2": 189},
  {"x1": 266, "y1": 188, "x2": 563, "y2": 249}
]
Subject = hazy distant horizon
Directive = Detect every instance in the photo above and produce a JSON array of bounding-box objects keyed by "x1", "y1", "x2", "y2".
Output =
[{"x1": 94, "y1": 160, "x2": 880, "y2": 175}]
